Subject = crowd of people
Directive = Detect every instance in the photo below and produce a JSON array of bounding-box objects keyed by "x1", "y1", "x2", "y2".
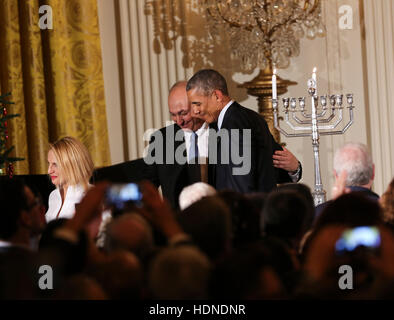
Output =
[
  {"x1": 0, "y1": 143, "x2": 393, "y2": 299},
  {"x1": 1, "y1": 68, "x2": 393, "y2": 300}
]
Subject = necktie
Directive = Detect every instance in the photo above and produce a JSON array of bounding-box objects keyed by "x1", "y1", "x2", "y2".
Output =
[{"x1": 189, "y1": 132, "x2": 199, "y2": 164}]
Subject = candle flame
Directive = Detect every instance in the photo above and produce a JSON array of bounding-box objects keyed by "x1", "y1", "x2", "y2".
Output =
[
  {"x1": 273, "y1": 68, "x2": 277, "y2": 75},
  {"x1": 313, "y1": 67, "x2": 317, "y2": 73}
]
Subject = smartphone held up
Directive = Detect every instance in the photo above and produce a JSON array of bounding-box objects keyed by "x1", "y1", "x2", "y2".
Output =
[
  {"x1": 335, "y1": 226, "x2": 381, "y2": 255},
  {"x1": 105, "y1": 183, "x2": 143, "y2": 214}
]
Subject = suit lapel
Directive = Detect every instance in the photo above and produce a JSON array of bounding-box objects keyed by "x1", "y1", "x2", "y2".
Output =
[
  {"x1": 220, "y1": 102, "x2": 238, "y2": 129},
  {"x1": 173, "y1": 125, "x2": 187, "y2": 174},
  {"x1": 207, "y1": 122, "x2": 218, "y2": 187},
  {"x1": 173, "y1": 124, "x2": 185, "y2": 152}
]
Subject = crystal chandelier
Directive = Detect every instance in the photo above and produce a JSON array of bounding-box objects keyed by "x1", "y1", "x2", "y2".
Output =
[
  {"x1": 203, "y1": 0, "x2": 326, "y2": 71},
  {"x1": 144, "y1": 0, "x2": 327, "y2": 143}
]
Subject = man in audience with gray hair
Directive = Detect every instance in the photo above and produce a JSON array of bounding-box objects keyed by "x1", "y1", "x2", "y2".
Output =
[
  {"x1": 178, "y1": 182, "x2": 216, "y2": 210},
  {"x1": 315, "y1": 142, "x2": 379, "y2": 217},
  {"x1": 103, "y1": 213, "x2": 155, "y2": 263},
  {"x1": 148, "y1": 246, "x2": 211, "y2": 299}
]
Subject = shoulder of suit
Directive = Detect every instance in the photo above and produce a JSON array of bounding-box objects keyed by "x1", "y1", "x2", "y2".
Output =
[
  {"x1": 223, "y1": 101, "x2": 263, "y2": 127},
  {"x1": 225, "y1": 101, "x2": 261, "y2": 119},
  {"x1": 148, "y1": 124, "x2": 181, "y2": 144},
  {"x1": 158, "y1": 123, "x2": 180, "y2": 133},
  {"x1": 153, "y1": 123, "x2": 184, "y2": 137}
]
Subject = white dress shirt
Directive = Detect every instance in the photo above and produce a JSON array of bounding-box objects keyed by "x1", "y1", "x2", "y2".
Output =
[
  {"x1": 46, "y1": 184, "x2": 89, "y2": 223},
  {"x1": 183, "y1": 122, "x2": 209, "y2": 162},
  {"x1": 217, "y1": 100, "x2": 234, "y2": 130}
]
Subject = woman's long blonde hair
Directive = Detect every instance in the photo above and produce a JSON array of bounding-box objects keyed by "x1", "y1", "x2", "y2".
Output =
[{"x1": 49, "y1": 136, "x2": 94, "y2": 191}]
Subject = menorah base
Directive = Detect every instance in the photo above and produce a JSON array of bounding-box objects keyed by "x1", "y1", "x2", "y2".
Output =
[{"x1": 312, "y1": 190, "x2": 327, "y2": 207}]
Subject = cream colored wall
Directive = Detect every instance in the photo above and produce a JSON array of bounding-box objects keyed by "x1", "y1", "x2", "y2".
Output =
[
  {"x1": 362, "y1": 0, "x2": 394, "y2": 195},
  {"x1": 97, "y1": 0, "x2": 393, "y2": 197},
  {"x1": 97, "y1": 0, "x2": 125, "y2": 164}
]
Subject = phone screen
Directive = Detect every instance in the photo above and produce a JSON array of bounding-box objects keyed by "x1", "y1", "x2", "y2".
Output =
[
  {"x1": 335, "y1": 226, "x2": 381, "y2": 254},
  {"x1": 106, "y1": 183, "x2": 143, "y2": 209}
]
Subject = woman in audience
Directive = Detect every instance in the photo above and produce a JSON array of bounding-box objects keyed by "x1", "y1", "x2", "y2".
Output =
[{"x1": 46, "y1": 136, "x2": 94, "y2": 222}]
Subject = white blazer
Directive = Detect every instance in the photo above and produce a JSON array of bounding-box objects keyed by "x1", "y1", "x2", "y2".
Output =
[{"x1": 46, "y1": 184, "x2": 89, "y2": 223}]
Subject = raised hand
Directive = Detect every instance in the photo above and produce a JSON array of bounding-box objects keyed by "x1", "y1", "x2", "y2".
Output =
[{"x1": 139, "y1": 180, "x2": 183, "y2": 239}]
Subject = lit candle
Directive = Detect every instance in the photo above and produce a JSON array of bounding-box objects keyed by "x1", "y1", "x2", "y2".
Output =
[
  {"x1": 312, "y1": 67, "x2": 317, "y2": 82},
  {"x1": 312, "y1": 67, "x2": 317, "y2": 95},
  {"x1": 272, "y1": 68, "x2": 277, "y2": 100}
]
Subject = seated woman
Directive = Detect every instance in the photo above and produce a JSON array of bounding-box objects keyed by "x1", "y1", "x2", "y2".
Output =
[{"x1": 46, "y1": 136, "x2": 94, "y2": 222}]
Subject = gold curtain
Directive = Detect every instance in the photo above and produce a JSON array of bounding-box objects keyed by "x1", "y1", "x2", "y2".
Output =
[{"x1": 0, "y1": 0, "x2": 110, "y2": 174}]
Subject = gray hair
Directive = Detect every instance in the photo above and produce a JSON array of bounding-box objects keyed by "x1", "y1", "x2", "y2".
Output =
[
  {"x1": 148, "y1": 246, "x2": 211, "y2": 299},
  {"x1": 333, "y1": 142, "x2": 374, "y2": 186},
  {"x1": 103, "y1": 213, "x2": 154, "y2": 258},
  {"x1": 186, "y1": 69, "x2": 229, "y2": 96},
  {"x1": 179, "y1": 182, "x2": 217, "y2": 210}
]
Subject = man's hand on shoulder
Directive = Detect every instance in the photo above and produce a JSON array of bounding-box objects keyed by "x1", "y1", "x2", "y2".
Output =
[{"x1": 273, "y1": 147, "x2": 299, "y2": 172}]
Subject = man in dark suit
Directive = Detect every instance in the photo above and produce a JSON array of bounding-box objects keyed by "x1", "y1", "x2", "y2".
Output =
[
  {"x1": 94, "y1": 81, "x2": 205, "y2": 209},
  {"x1": 95, "y1": 80, "x2": 301, "y2": 208},
  {"x1": 186, "y1": 69, "x2": 290, "y2": 193}
]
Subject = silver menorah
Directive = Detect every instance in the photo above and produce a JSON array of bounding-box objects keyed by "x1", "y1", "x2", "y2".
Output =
[{"x1": 272, "y1": 76, "x2": 355, "y2": 206}]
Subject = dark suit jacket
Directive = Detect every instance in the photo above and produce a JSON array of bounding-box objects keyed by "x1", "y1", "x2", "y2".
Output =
[
  {"x1": 94, "y1": 124, "x2": 195, "y2": 209},
  {"x1": 314, "y1": 186, "x2": 380, "y2": 222},
  {"x1": 94, "y1": 110, "x2": 301, "y2": 208},
  {"x1": 212, "y1": 102, "x2": 279, "y2": 193}
]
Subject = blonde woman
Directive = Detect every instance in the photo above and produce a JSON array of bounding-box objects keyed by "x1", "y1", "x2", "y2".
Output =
[{"x1": 46, "y1": 136, "x2": 95, "y2": 222}]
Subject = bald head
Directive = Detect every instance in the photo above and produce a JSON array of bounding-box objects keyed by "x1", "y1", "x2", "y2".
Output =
[{"x1": 168, "y1": 81, "x2": 204, "y2": 131}]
